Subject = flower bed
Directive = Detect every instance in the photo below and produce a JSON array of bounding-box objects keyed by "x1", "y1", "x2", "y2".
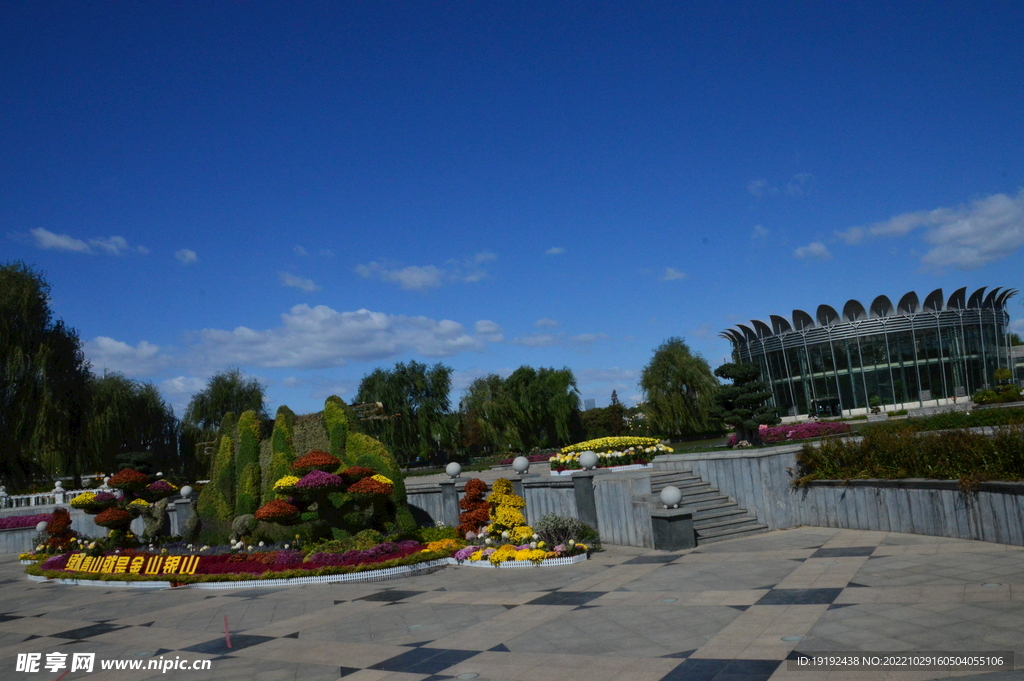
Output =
[
  {"x1": 549, "y1": 462, "x2": 652, "y2": 476},
  {"x1": 727, "y1": 421, "x2": 851, "y2": 446},
  {"x1": 550, "y1": 437, "x2": 673, "y2": 472},
  {"x1": 0, "y1": 513, "x2": 52, "y2": 530}
]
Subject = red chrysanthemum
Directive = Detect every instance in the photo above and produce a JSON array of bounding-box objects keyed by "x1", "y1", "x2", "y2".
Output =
[
  {"x1": 254, "y1": 500, "x2": 300, "y2": 522},
  {"x1": 347, "y1": 478, "x2": 392, "y2": 495},
  {"x1": 93, "y1": 507, "x2": 132, "y2": 529},
  {"x1": 291, "y1": 450, "x2": 341, "y2": 472},
  {"x1": 108, "y1": 468, "x2": 150, "y2": 492},
  {"x1": 338, "y1": 466, "x2": 376, "y2": 484}
]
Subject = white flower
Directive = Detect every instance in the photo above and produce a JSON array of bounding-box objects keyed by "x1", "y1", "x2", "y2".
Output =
[
  {"x1": 530, "y1": 542, "x2": 538, "y2": 549},
  {"x1": 532, "y1": 533, "x2": 539, "y2": 540},
  {"x1": 284, "y1": 544, "x2": 290, "y2": 549},
  {"x1": 247, "y1": 545, "x2": 253, "y2": 551},
  {"x1": 569, "y1": 540, "x2": 575, "y2": 546},
  {"x1": 258, "y1": 541, "x2": 265, "y2": 547}
]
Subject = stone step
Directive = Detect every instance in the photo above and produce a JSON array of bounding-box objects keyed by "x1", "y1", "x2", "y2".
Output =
[
  {"x1": 696, "y1": 523, "x2": 771, "y2": 544},
  {"x1": 650, "y1": 476, "x2": 705, "y2": 490},
  {"x1": 639, "y1": 488, "x2": 724, "y2": 505},
  {"x1": 693, "y1": 513, "x2": 763, "y2": 532}
]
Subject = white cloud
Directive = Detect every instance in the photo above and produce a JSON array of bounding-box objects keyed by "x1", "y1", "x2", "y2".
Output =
[
  {"x1": 690, "y1": 323, "x2": 715, "y2": 340},
  {"x1": 85, "y1": 337, "x2": 168, "y2": 377},
  {"x1": 752, "y1": 224, "x2": 770, "y2": 241},
  {"x1": 29, "y1": 228, "x2": 143, "y2": 255},
  {"x1": 837, "y1": 191, "x2": 1024, "y2": 271},
  {"x1": 545, "y1": 247, "x2": 566, "y2": 255},
  {"x1": 282, "y1": 376, "x2": 302, "y2": 389},
  {"x1": 569, "y1": 333, "x2": 608, "y2": 351},
  {"x1": 356, "y1": 252, "x2": 495, "y2": 289},
  {"x1": 786, "y1": 172, "x2": 814, "y2": 197},
  {"x1": 355, "y1": 262, "x2": 445, "y2": 291},
  {"x1": 747, "y1": 179, "x2": 776, "y2": 198},
  {"x1": 511, "y1": 333, "x2": 558, "y2": 348},
  {"x1": 175, "y1": 249, "x2": 198, "y2": 265},
  {"x1": 293, "y1": 245, "x2": 309, "y2": 256},
  {"x1": 535, "y1": 318, "x2": 559, "y2": 328},
  {"x1": 474, "y1": 320, "x2": 504, "y2": 342},
  {"x1": 190, "y1": 305, "x2": 484, "y2": 369},
  {"x1": 279, "y1": 272, "x2": 321, "y2": 292},
  {"x1": 660, "y1": 267, "x2": 687, "y2": 281},
  {"x1": 794, "y1": 241, "x2": 832, "y2": 260},
  {"x1": 161, "y1": 375, "x2": 207, "y2": 397}
]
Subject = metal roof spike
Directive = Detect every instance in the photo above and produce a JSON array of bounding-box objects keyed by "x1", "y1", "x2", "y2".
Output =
[
  {"x1": 770, "y1": 314, "x2": 793, "y2": 334},
  {"x1": 736, "y1": 324, "x2": 759, "y2": 342},
  {"x1": 923, "y1": 288, "x2": 944, "y2": 312},
  {"x1": 897, "y1": 291, "x2": 919, "y2": 314},
  {"x1": 816, "y1": 304, "x2": 840, "y2": 326},
  {"x1": 946, "y1": 287, "x2": 967, "y2": 310},
  {"x1": 983, "y1": 287, "x2": 1003, "y2": 308},
  {"x1": 967, "y1": 287, "x2": 987, "y2": 308},
  {"x1": 792, "y1": 309, "x2": 815, "y2": 331},
  {"x1": 751, "y1": 320, "x2": 773, "y2": 338},
  {"x1": 842, "y1": 299, "x2": 867, "y2": 322},
  {"x1": 869, "y1": 295, "x2": 894, "y2": 318}
]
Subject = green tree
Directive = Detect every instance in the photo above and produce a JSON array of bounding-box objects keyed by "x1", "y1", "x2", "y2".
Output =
[
  {"x1": 355, "y1": 361, "x2": 454, "y2": 465},
  {"x1": 85, "y1": 372, "x2": 178, "y2": 476},
  {"x1": 181, "y1": 368, "x2": 266, "y2": 471},
  {"x1": 262, "y1": 405, "x2": 295, "y2": 504},
  {"x1": 710, "y1": 362, "x2": 779, "y2": 445},
  {"x1": 1010, "y1": 333, "x2": 1022, "y2": 347},
  {"x1": 639, "y1": 338, "x2": 719, "y2": 438},
  {"x1": 580, "y1": 391, "x2": 627, "y2": 440},
  {"x1": 0, "y1": 262, "x2": 91, "y2": 488},
  {"x1": 234, "y1": 410, "x2": 262, "y2": 516},
  {"x1": 459, "y1": 366, "x2": 583, "y2": 453}
]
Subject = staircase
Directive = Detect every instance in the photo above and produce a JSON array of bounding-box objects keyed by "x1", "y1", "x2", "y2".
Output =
[{"x1": 641, "y1": 466, "x2": 769, "y2": 544}]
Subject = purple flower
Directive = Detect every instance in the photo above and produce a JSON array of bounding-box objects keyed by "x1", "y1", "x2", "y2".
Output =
[
  {"x1": 453, "y1": 546, "x2": 480, "y2": 561},
  {"x1": 0, "y1": 513, "x2": 52, "y2": 530},
  {"x1": 93, "y1": 492, "x2": 117, "y2": 502},
  {"x1": 294, "y1": 470, "x2": 343, "y2": 491},
  {"x1": 146, "y1": 480, "x2": 175, "y2": 493}
]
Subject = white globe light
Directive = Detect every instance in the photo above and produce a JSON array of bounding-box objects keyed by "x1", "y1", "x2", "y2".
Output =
[
  {"x1": 35, "y1": 521, "x2": 49, "y2": 533},
  {"x1": 180, "y1": 486, "x2": 194, "y2": 498},
  {"x1": 660, "y1": 486, "x2": 683, "y2": 508},
  {"x1": 445, "y1": 462, "x2": 462, "y2": 479},
  {"x1": 512, "y1": 456, "x2": 530, "y2": 474},
  {"x1": 53, "y1": 481, "x2": 63, "y2": 490},
  {"x1": 579, "y1": 451, "x2": 598, "y2": 470}
]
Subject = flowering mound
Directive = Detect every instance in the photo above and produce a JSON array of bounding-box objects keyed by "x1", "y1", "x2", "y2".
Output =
[
  {"x1": 273, "y1": 475, "x2": 302, "y2": 492},
  {"x1": 348, "y1": 478, "x2": 392, "y2": 495},
  {"x1": 551, "y1": 439, "x2": 672, "y2": 471},
  {"x1": 254, "y1": 500, "x2": 300, "y2": 522},
  {"x1": 145, "y1": 480, "x2": 178, "y2": 497},
  {"x1": 727, "y1": 421, "x2": 851, "y2": 446},
  {"x1": 295, "y1": 470, "x2": 344, "y2": 491},
  {"x1": 339, "y1": 467, "x2": 376, "y2": 484},
  {"x1": 108, "y1": 468, "x2": 150, "y2": 492},
  {"x1": 458, "y1": 478, "x2": 489, "y2": 538},
  {"x1": 292, "y1": 450, "x2": 341, "y2": 472},
  {"x1": 561, "y1": 436, "x2": 663, "y2": 454},
  {"x1": 93, "y1": 507, "x2": 132, "y2": 529}
]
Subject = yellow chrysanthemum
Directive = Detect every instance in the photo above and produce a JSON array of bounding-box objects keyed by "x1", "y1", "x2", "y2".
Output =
[
  {"x1": 370, "y1": 474, "x2": 393, "y2": 485},
  {"x1": 69, "y1": 492, "x2": 96, "y2": 508},
  {"x1": 127, "y1": 498, "x2": 150, "y2": 508},
  {"x1": 273, "y1": 475, "x2": 301, "y2": 490}
]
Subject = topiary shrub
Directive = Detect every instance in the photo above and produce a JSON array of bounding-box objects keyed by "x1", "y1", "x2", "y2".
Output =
[
  {"x1": 235, "y1": 410, "x2": 262, "y2": 516},
  {"x1": 263, "y1": 406, "x2": 295, "y2": 505},
  {"x1": 457, "y1": 478, "x2": 489, "y2": 539},
  {"x1": 196, "y1": 435, "x2": 235, "y2": 523},
  {"x1": 324, "y1": 395, "x2": 350, "y2": 462}
]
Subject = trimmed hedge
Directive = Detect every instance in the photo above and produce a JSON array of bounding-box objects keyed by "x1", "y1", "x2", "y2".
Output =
[
  {"x1": 197, "y1": 434, "x2": 235, "y2": 522},
  {"x1": 263, "y1": 405, "x2": 295, "y2": 505},
  {"x1": 324, "y1": 395, "x2": 350, "y2": 462},
  {"x1": 861, "y1": 407, "x2": 1024, "y2": 436},
  {"x1": 235, "y1": 410, "x2": 262, "y2": 516}
]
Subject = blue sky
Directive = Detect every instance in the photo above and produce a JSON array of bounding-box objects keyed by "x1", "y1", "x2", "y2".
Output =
[{"x1": 3, "y1": 2, "x2": 1023, "y2": 415}]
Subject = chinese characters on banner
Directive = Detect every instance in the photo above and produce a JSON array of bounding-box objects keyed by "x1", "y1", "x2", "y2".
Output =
[{"x1": 63, "y1": 553, "x2": 201, "y2": 576}]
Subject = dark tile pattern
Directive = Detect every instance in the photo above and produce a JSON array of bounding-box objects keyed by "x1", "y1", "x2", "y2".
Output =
[
  {"x1": 356, "y1": 590, "x2": 424, "y2": 603},
  {"x1": 661, "y1": 658, "x2": 781, "y2": 681},
  {"x1": 525, "y1": 591, "x2": 606, "y2": 606},
  {"x1": 755, "y1": 588, "x2": 843, "y2": 605},
  {"x1": 181, "y1": 634, "x2": 275, "y2": 655},
  {"x1": 810, "y1": 546, "x2": 876, "y2": 558},
  {"x1": 51, "y1": 623, "x2": 127, "y2": 640},
  {"x1": 488, "y1": 643, "x2": 511, "y2": 652},
  {"x1": 662, "y1": 650, "x2": 696, "y2": 659},
  {"x1": 368, "y1": 647, "x2": 479, "y2": 674},
  {"x1": 623, "y1": 554, "x2": 680, "y2": 564}
]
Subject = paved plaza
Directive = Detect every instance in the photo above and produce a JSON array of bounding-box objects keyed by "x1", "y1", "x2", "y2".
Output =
[{"x1": 3, "y1": 527, "x2": 1024, "y2": 681}]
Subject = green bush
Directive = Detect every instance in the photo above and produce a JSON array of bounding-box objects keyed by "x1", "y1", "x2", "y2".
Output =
[
  {"x1": 973, "y1": 385, "x2": 1024, "y2": 406},
  {"x1": 196, "y1": 434, "x2": 235, "y2": 522},
  {"x1": 417, "y1": 525, "x2": 459, "y2": 542},
  {"x1": 235, "y1": 411, "x2": 262, "y2": 516},
  {"x1": 324, "y1": 395, "x2": 350, "y2": 462},
  {"x1": 862, "y1": 407, "x2": 1024, "y2": 436},
  {"x1": 534, "y1": 513, "x2": 601, "y2": 549},
  {"x1": 796, "y1": 423, "x2": 1024, "y2": 485},
  {"x1": 263, "y1": 406, "x2": 295, "y2": 505}
]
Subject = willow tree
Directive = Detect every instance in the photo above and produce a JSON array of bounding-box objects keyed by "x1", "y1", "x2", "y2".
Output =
[
  {"x1": 639, "y1": 337, "x2": 720, "y2": 438},
  {"x1": 85, "y1": 372, "x2": 179, "y2": 475},
  {"x1": 0, "y1": 262, "x2": 91, "y2": 487},
  {"x1": 459, "y1": 366, "x2": 583, "y2": 454},
  {"x1": 355, "y1": 361, "x2": 454, "y2": 465},
  {"x1": 181, "y1": 368, "x2": 266, "y2": 473}
]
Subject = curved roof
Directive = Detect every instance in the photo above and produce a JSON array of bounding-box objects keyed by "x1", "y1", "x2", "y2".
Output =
[
  {"x1": 869, "y1": 295, "x2": 893, "y2": 318},
  {"x1": 843, "y1": 299, "x2": 868, "y2": 322},
  {"x1": 816, "y1": 304, "x2": 840, "y2": 326},
  {"x1": 723, "y1": 286, "x2": 1015, "y2": 342}
]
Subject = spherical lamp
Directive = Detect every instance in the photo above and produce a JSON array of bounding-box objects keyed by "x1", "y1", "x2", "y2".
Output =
[
  {"x1": 445, "y1": 462, "x2": 462, "y2": 479},
  {"x1": 512, "y1": 456, "x2": 530, "y2": 475},
  {"x1": 660, "y1": 486, "x2": 683, "y2": 509},
  {"x1": 579, "y1": 451, "x2": 598, "y2": 471},
  {"x1": 179, "y1": 485, "x2": 194, "y2": 498},
  {"x1": 35, "y1": 521, "x2": 49, "y2": 533}
]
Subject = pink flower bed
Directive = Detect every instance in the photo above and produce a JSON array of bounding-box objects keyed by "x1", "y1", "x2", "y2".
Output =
[
  {"x1": 728, "y1": 421, "x2": 851, "y2": 446},
  {"x1": 0, "y1": 513, "x2": 52, "y2": 530}
]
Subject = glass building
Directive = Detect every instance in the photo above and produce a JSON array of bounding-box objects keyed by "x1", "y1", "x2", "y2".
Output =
[{"x1": 720, "y1": 286, "x2": 1018, "y2": 417}]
